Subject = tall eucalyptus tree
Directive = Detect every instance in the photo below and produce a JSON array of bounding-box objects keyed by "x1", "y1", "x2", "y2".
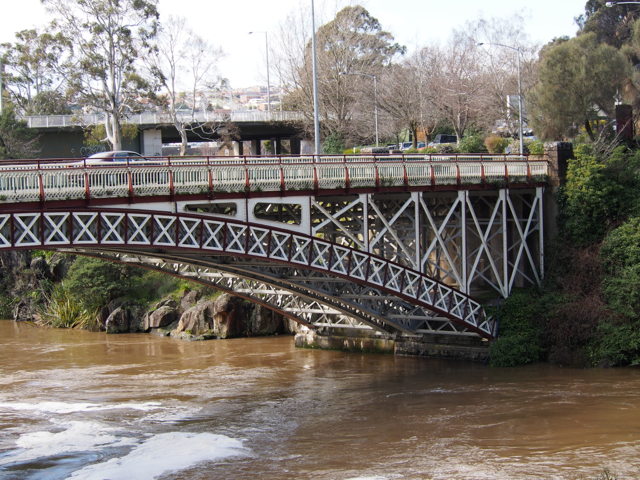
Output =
[{"x1": 42, "y1": 0, "x2": 159, "y2": 150}]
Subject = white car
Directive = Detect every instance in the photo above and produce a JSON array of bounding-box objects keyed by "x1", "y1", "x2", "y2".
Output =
[{"x1": 84, "y1": 150, "x2": 148, "y2": 165}]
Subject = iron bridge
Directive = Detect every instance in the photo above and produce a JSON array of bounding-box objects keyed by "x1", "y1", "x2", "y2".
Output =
[{"x1": 0, "y1": 153, "x2": 549, "y2": 340}]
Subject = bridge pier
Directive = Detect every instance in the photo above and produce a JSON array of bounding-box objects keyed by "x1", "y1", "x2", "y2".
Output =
[
  {"x1": 295, "y1": 329, "x2": 490, "y2": 362},
  {"x1": 290, "y1": 136, "x2": 301, "y2": 155},
  {"x1": 142, "y1": 129, "x2": 162, "y2": 157},
  {"x1": 250, "y1": 139, "x2": 260, "y2": 155}
]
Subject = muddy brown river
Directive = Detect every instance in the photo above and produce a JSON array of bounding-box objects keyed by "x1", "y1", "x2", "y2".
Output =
[{"x1": 0, "y1": 320, "x2": 639, "y2": 479}]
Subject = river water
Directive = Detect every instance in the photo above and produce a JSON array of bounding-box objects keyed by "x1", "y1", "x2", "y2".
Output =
[{"x1": 0, "y1": 320, "x2": 639, "y2": 480}]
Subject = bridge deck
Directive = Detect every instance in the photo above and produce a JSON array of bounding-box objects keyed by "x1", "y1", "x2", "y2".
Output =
[{"x1": 0, "y1": 154, "x2": 548, "y2": 207}]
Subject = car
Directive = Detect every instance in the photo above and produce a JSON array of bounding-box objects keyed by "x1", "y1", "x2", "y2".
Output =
[
  {"x1": 399, "y1": 142, "x2": 425, "y2": 151},
  {"x1": 428, "y1": 134, "x2": 458, "y2": 147},
  {"x1": 83, "y1": 150, "x2": 149, "y2": 165}
]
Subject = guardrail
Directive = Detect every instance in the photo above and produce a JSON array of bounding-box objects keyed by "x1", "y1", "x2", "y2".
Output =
[
  {"x1": 23, "y1": 111, "x2": 306, "y2": 128},
  {"x1": 0, "y1": 154, "x2": 548, "y2": 204}
]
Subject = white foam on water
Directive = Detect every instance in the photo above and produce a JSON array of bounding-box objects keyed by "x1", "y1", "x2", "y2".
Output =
[
  {"x1": 67, "y1": 432, "x2": 247, "y2": 480},
  {"x1": 0, "y1": 421, "x2": 137, "y2": 466},
  {"x1": 0, "y1": 401, "x2": 163, "y2": 414},
  {"x1": 136, "y1": 407, "x2": 202, "y2": 424},
  {"x1": 344, "y1": 477, "x2": 390, "y2": 480}
]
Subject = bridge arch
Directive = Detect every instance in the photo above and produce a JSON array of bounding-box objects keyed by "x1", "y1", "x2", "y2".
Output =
[{"x1": 0, "y1": 208, "x2": 495, "y2": 339}]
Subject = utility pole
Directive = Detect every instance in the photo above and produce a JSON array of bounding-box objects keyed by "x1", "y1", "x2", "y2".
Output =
[
  {"x1": 0, "y1": 58, "x2": 4, "y2": 114},
  {"x1": 311, "y1": 0, "x2": 321, "y2": 155},
  {"x1": 249, "y1": 31, "x2": 271, "y2": 113}
]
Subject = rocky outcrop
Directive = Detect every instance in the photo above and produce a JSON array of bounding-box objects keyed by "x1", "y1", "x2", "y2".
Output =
[
  {"x1": 103, "y1": 300, "x2": 145, "y2": 334},
  {"x1": 248, "y1": 304, "x2": 285, "y2": 336},
  {"x1": 174, "y1": 299, "x2": 216, "y2": 337},
  {"x1": 105, "y1": 307, "x2": 130, "y2": 334},
  {"x1": 145, "y1": 305, "x2": 178, "y2": 330},
  {"x1": 213, "y1": 294, "x2": 246, "y2": 338},
  {"x1": 30, "y1": 257, "x2": 49, "y2": 280},
  {"x1": 180, "y1": 290, "x2": 200, "y2": 311},
  {"x1": 49, "y1": 253, "x2": 74, "y2": 281},
  {"x1": 143, "y1": 298, "x2": 181, "y2": 333}
]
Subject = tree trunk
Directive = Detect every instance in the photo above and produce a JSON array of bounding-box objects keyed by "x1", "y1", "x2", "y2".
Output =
[
  {"x1": 177, "y1": 123, "x2": 188, "y2": 156},
  {"x1": 411, "y1": 124, "x2": 418, "y2": 149},
  {"x1": 584, "y1": 119, "x2": 595, "y2": 142},
  {"x1": 105, "y1": 113, "x2": 122, "y2": 151}
]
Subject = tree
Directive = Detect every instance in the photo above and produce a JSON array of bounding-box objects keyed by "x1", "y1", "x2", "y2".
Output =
[
  {"x1": 276, "y1": 5, "x2": 404, "y2": 145},
  {"x1": 417, "y1": 34, "x2": 485, "y2": 142},
  {"x1": 1, "y1": 28, "x2": 71, "y2": 116},
  {"x1": 64, "y1": 256, "x2": 141, "y2": 310},
  {"x1": 146, "y1": 16, "x2": 225, "y2": 155},
  {"x1": 42, "y1": 0, "x2": 159, "y2": 150},
  {"x1": 377, "y1": 62, "x2": 424, "y2": 149},
  {"x1": 528, "y1": 33, "x2": 628, "y2": 141},
  {"x1": 576, "y1": 0, "x2": 640, "y2": 48},
  {"x1": 0, "y1": 105, "x2": 40, "y2": 159},
  {"x1": 467, "y1": 15, "x2": 539, "y2": 139}
]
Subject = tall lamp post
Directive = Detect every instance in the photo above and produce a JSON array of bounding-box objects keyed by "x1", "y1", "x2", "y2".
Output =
[
  {"x1": 249, "y1": 31, "x2": 271, "y2": 113},
  {"x1": 340, "y1": 72, "x2": 378, "y2": 146},
  {"x1": 0, "y1": 57, "x2": 4, "y2": 114},
  {"x1": 477, "y1": 42, "x2": 524, "y2": 156},
  {"x1": 311, "y1": 0, "x2": 321, "y2": 155}
]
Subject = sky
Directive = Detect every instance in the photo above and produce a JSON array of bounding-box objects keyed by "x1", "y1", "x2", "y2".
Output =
[{"x1": 0, "y1": 0, "x2": 588, "y2": 88}]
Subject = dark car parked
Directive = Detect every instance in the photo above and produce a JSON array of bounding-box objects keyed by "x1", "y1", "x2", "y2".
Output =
[{"x1": 428, "y1": 134, "x2": 457, "y2": 147}]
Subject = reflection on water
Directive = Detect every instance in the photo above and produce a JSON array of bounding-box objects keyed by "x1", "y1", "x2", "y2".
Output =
[{"x1": 0, "y1": 320, "x2": 639, "y2": 479}]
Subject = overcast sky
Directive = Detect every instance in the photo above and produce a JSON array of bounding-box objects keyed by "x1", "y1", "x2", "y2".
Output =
[{"x1": 1, "y1": 0, "x2": 587, "y2": 88}]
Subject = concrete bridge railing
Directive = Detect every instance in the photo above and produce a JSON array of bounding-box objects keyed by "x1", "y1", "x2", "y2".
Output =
[{"x1": 23, "y1": 111, "x2": 306, "y2": 129}]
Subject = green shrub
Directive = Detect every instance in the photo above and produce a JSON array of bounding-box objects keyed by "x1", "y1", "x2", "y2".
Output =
[
  {"x1": 458, "y1": 134, "x2": 487, "y2": 153},
  {"x1": 598, "y1": 321, "x2": 640, "y2": 366},
  {"x1": 436, "y1": 144, "x2": 459, "y2": 154},
  {"x1": 343, "y1": 147, "x2": 361, "y2": 154},
  {"x1": 484, "y1": 134, "x2": 509, "y2": 154},
  {"x1": 38, "y1": 285, "x2": 96, "y2": 330},
  {"x1": 488, "y1": 292, "x2": 544, "y2": 367},
  {"x1": 419, "y1": 147, "x2": 438, "y2": 154},
  {"x1": 601, "y1": 218, "x2": 640, "y2": 318},
  {"x1": 527, "y1": 140, "x2": 545, "y2": 155},
  {"x1": 557, "y1": 151, "x2": 626, "y2": 245},
  {"x1": 322, "y1": 131, "x2": 346, "y2": 154},
  {"x1": 403, "y1": 148, "x2": 419, "y2": 154},
  {"x1": 65, "y1": 257, "x2": 143, "y2": 310}
]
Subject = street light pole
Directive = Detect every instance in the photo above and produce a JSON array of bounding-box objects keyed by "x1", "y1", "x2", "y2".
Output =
[
  {"x1": 249, "y1": 31, "x2": 271, "y2": 113},
  {"x1": 340, "y1": 71, "x2": 378, "y2": 146},
  {"x1": 311, "y1": 0, "x2": 321, "y2": 155},
  {"x1": 606, "y1": 1, "x2": 640, "y2": 5},
  {"x1": 477, "y1": 42, "x2": 524, "y2": 156},
  {"x1": 0, "y1": 58, "x2": 3, "y2": 115}
]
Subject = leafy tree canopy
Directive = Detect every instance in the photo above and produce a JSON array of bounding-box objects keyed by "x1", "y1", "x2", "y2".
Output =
[
  {"x1": 529, "y1": 32, "x2": 628, "y2": 140},
  {"x1": 64, "y1": 257, "x2": 142, "y2": 310},
  {"x1": 0, "y1": 105, "x2": 40, "y2": 159}
]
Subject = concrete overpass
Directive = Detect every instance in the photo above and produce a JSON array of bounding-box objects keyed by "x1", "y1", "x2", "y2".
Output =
[{"x1": 24, "y1": 111, "x2": 307, "y2": 158}]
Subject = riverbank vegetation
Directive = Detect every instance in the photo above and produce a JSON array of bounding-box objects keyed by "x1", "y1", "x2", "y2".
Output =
[
  {"x1": 0, "y1": 251, "x2": 215, "y2": 329},
  {"x1": 490, "y1": 142, "x2": 640, "y2": 367}
]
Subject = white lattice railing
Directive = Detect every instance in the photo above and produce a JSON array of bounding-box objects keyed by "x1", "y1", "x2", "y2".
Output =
[
  {"x1": 0, "y1": 209, "x2": 496, "y2": 338},
  {"x1": 0, "y1": 154, "x2": 548, "y2": 204}
]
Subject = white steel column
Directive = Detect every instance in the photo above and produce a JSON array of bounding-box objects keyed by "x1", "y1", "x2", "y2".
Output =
[
  {"x1": 459, "y1": 190, "x2": 468, "y2": 294},
  {"x1": 413, "y1": 191, "x2": 421, "y2": 272},
  {"x1": 501, "y1": 189, "x2": 509, "y2": 297},
  {"x1": 363, "y1": 194, "x2": 370, "y2": 252},
  {"x1": 538, "y1": 187, "x2": 545, "y2": 281}
]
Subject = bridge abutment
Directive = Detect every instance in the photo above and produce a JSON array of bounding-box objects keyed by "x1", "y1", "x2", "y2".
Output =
[{"x1": 295, "y1": 329, "x2": 490, "y2": 362}]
